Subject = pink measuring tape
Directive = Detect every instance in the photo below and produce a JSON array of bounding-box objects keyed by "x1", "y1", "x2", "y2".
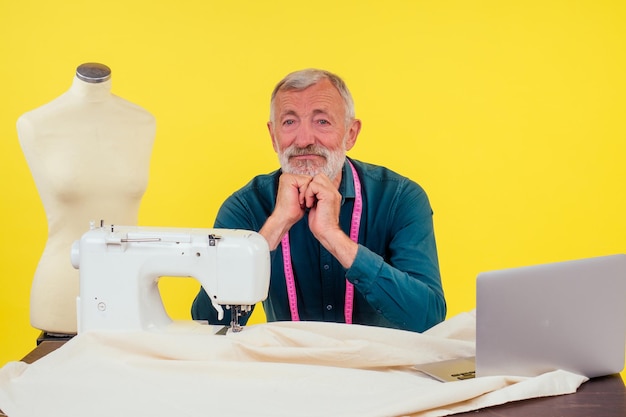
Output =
[{"x1": 281, "y1": 160, "x2": 362, "y2": 324}]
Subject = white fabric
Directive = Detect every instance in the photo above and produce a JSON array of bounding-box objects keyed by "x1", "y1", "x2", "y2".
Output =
[{"x1": 0, "y1": 312, "x2": 586, "y2": 417}]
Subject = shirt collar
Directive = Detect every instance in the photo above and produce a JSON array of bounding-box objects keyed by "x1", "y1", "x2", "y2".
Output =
[{"x1": 338, "y1": 158, "x2": 355, "y2": 205}]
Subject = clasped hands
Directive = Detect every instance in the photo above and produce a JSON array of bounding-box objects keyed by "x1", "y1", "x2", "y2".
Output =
[{"x1": 260, "y1": 172, "x2": 358, "y2": 268}]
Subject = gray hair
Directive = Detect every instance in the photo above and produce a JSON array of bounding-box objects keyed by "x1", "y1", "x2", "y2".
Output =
[{"x1": 269, "y1": 69, "x2": 356, "y2": 126}]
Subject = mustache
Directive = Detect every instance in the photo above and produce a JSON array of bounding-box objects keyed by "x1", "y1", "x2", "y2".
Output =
[{"x1": 285, "y1": 144, "x2": 330, "y2": 158}]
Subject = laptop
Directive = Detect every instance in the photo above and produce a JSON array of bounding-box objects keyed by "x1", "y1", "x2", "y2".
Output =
[{"x1": 416, "y1": 254, "x2": 626, "y2": 382}]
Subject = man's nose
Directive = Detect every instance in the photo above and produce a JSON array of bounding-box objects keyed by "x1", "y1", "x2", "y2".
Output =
[{"x1": 294, "y1": 122, "x2": 316, "y2": 147}]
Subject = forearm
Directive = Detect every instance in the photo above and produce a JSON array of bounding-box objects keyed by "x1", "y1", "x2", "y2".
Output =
[
  {"x1": 346, "y1": 245, "x2": 446, "y2": 332},
  {"x1": 259, "y1": 214, "x2": 291, "y2": 251},
  {"x1": 316, "y1": 228, "x2": 358, "y2": 269}
]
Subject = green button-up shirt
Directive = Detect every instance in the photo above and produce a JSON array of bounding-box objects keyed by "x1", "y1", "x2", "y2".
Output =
[{"x1": 192, "y1": 158, "x2": 446, "y2": 332}]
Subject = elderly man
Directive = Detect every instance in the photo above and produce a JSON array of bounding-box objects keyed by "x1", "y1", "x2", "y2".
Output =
[{"x1": 192, "y1": 69, "x2": 446, "y2": 332}]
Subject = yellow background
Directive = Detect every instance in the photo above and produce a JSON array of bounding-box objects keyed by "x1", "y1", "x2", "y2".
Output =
[{"x1": 1, "y1": 0, "x2": 624, "y2": 380}]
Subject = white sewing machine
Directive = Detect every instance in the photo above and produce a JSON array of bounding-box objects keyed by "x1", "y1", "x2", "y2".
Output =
[{"x1": 71, "y1": 222, "x2": 270, "y2": 334}]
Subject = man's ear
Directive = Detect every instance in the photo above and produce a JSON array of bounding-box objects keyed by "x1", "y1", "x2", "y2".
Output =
[
  {"x1": 267, "y1": 121, "x2": 279, "y2": 153},
  {"x1": 344, "y1": 119, "x2": 362, "y2": 151}
]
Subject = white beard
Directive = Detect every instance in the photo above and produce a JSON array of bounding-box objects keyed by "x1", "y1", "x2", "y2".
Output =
[{"x1": 278, "y1": 143, "x2": 346, "y2": 180}]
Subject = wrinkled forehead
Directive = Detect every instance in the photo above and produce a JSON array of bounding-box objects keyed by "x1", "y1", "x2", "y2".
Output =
[
  {"x1": 271, "y1": 78, "x2": 350, "y2": 123},
  {"x1": 275, "y1": 80, "x2": 342, "y2": 112}
]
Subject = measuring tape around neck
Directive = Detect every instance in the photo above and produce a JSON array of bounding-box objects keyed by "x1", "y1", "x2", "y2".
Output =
[{"x1": 281, "y1": 160, "x2": 362, "y2": 323}]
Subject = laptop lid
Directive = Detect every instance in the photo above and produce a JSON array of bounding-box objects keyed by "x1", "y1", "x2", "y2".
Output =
[{"x1": 475, "y1": 254, "x2": 626, "y2": 378}]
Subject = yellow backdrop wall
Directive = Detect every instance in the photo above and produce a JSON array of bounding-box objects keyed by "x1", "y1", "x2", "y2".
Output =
[{"x1": 1, "y1": 1, "x2": 624, "y2": 379}]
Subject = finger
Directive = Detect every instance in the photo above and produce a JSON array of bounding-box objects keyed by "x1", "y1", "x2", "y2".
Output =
[
  {"x1": 301, "y1": 182, "x2": 315, "y2": 208},
  {"x1": 297, "y1": 181, "x2": 309, "y2": 208},
  {"x1": 274, "y1": 174, "x2": 312, "y2": 219},
  {"x1": 293, "y1": 176, "x2": 313, "y2": 208}
]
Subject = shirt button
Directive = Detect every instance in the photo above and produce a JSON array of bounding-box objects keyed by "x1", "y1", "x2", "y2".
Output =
[
  {"x1": 323, "y1": 264, "x2": 330, "y2": 270},
  {"x1": 354, "y1": 279, "x2": 360, "y2": 284},
  {"x1": 326, "y1": 304, "x2": 333, "y2": 311}
]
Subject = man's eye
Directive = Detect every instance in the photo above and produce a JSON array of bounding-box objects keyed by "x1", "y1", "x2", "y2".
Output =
[
  {"x1": 317, "y1": 119, "x2": 330, "y2": 125},
  {"x1": 283, "y1": 120, "x2": 295, "y2": 126}
]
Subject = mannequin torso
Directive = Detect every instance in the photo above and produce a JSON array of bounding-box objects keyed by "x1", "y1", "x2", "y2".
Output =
[{"x1": 17, "y1": 70, "x2": 156, "y2": 334}]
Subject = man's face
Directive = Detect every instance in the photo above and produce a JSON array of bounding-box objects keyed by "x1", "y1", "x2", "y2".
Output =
[{"x1": 268, "y1": 79, "x2": 360, "y2": 181}]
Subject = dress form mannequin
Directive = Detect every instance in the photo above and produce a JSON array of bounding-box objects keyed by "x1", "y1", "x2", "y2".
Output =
[{"x1": 17, "y1": 63, "x2": 156, "y2": 334}]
